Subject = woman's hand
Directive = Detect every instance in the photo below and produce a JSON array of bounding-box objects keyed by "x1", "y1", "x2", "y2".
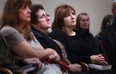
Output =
[
  {"x1": 90, "y1": 54, "x2": 107, "y2": 64},
  {"x1": 24, "y1": 58, "x2": 43, "y2": 69},
  {"x1": 68, "y1": 64, "x2": 82, "y2": 72},
  {"x1": 96, "y1": 54, "x2": 107, "y2": 64},
  {"x1": 48, "y1": 49, "x2": 61, "y2": 62}
]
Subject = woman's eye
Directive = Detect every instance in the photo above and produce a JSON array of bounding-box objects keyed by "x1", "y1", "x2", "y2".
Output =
[
  {"x1": 72, "y1": 12, "x2": 76, "y2": 15},
  {"x1": 65, "y1": 14, "x2": 70, "y2": 17},
  {"x1": 46, "y1": 14, "x2": 49, "y2": 17}
]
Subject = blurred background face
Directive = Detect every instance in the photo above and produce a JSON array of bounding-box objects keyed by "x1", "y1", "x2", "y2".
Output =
[
  {"x1": 79, "y1": 15, "x2": 90, "y2": 29},
  {"x1": 18, "y1": 4, "x2": 31, "y2": 24},
  {"x1": 113, "y1": 9, "x2": 116, "y2": 17},
  {"x1": 64, "y1": 10, "x2": 76, "y2": 28},
  {"x1": 112, "y1": 2, "x2": 116, "y2": 16},
  {"x1": 36, "y1": 9, "x2": 51, "y2": 30}
]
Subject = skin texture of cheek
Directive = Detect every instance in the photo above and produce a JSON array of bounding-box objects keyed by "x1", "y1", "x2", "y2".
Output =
[{"x1": 80, "y1": 24, "x2": 89, "y2": 29}]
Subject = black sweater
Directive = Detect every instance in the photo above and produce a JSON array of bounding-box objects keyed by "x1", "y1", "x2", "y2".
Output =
[{"x1": 49, "y1": 29, "x2": 100, "y2": 64}]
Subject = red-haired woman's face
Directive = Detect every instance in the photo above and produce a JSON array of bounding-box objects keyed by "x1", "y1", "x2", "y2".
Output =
[{"x1": 64, "y1": 10, "x2": 76, "y2": 28}]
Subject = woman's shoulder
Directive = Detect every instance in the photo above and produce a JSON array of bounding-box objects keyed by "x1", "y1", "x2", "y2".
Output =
[
  {"x1": 0, "y1": 26, "x2": 19, "y2": 36},
  {"x1": 49, "y1": 29, "x2": 66, "y2": 39},
  {"x1": 50, "y1": 29, "x2": 65, "y2": 35}
]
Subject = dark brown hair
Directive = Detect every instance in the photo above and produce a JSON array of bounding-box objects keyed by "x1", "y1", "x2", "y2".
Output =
[
  {"x1": 101, "y1": 14, "x2": 113, "y2": 32},
  {"x1": 31, "y1": 4, "x2": 44, "y2": 25},
  {"x1": 52, "y1": 4, "x2": 76, "y2": 30}
]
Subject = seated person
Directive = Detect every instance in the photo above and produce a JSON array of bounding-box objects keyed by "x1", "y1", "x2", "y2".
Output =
[
  {"x1": 95, "y1": 14, "x2": 113, "y2": 43},
  {"x1": 95, "y1": 14, "x2": 113, "y2": 54},
  {"x1": 0, "y1": 32, "x2": 42, "y2": 74},
  {"x1": 102, "y1": 1, "x2": 116, "y2": 73}
]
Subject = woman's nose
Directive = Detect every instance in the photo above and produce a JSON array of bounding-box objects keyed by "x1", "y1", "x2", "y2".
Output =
[{"x1": 27, "y1": 7, "x2": 31, "y2": 14}]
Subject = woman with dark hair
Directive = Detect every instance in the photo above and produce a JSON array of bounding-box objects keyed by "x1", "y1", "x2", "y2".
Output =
[
  {"x1": 76, "y1": 12, "x2": 114, "y2": 74},
  {"x1": 102, "y1": 1, "x2": 116, "y2": 73},
  {"x1": 75, "y1": 12, "x2": 106, "y2": 64},
  {"x1": 95, "y1": 15, "x2": 113, "y2": 61},
  {"x1": 49, "y1": 4, "x2": 89, "y2": 74},
  {"x1": 95, "y1": 14, "x2": 113, "y2": 45}
]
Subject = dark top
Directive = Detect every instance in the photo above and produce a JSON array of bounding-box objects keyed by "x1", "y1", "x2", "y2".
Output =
[
  {"x1": 95, "y1": 33, "x2": 103, "y2": 53},
  {"x1": 31, "y1": 26, "x2": 63, "y2": 60},
  {"x1": 102, "y1": 17, "x2": 116, "y2": 67},
  {"x1": 95, "y1": 32, "x2": 103, "y2": 44},
  {"x1": 49, "y1": 29, "x2": 100, "y2": 64}
]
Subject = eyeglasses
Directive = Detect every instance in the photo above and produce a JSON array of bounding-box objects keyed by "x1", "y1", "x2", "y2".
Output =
[{"x1": 38, "y1": 13, "x2": 49, "y2": 20}]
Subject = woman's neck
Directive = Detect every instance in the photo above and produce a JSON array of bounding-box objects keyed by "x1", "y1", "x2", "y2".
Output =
[
  {"x1": 36, "y1": 27, "x2": 48, "y2": 34},
  {"x1": 19, "y1": 23, "x2": 27, "y2": 33},
  {"x1": 63, "y1": 27, "x2": 76, "y2": 36}
]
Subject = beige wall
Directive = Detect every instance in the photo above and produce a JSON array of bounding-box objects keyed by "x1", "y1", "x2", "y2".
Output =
[
  {"x1": 32, "y1": 0, "x2": 113, "y2": 36},
  {"x1": 0, "y1": 0, "x2": 6, "y2": 15},
  {"x1": 0, "y1": 0, "x2": 114, "y2": 36}
]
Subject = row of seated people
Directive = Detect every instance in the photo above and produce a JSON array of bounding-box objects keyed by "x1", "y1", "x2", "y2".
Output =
[
  {"x1": 31, "y1": 3, "x2": 115, "y2": 74},
  {"x1": 48, "y1": 5, "x2": 115, "y2": 74},
  {"x1": 0, "y1": 0, "x2": 116, "y2": 74},
  {"x1": 0, "y1": 0, "x2": 86, "y2": 74}
]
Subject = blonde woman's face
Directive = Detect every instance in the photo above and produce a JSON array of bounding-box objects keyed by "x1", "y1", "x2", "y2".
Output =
[
  {"x1": 18, "y1": 4, "x2": 31, "y2": 24},
  {"x1": 64, "y1": 10, "x2": 76, "y2": 28}
]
